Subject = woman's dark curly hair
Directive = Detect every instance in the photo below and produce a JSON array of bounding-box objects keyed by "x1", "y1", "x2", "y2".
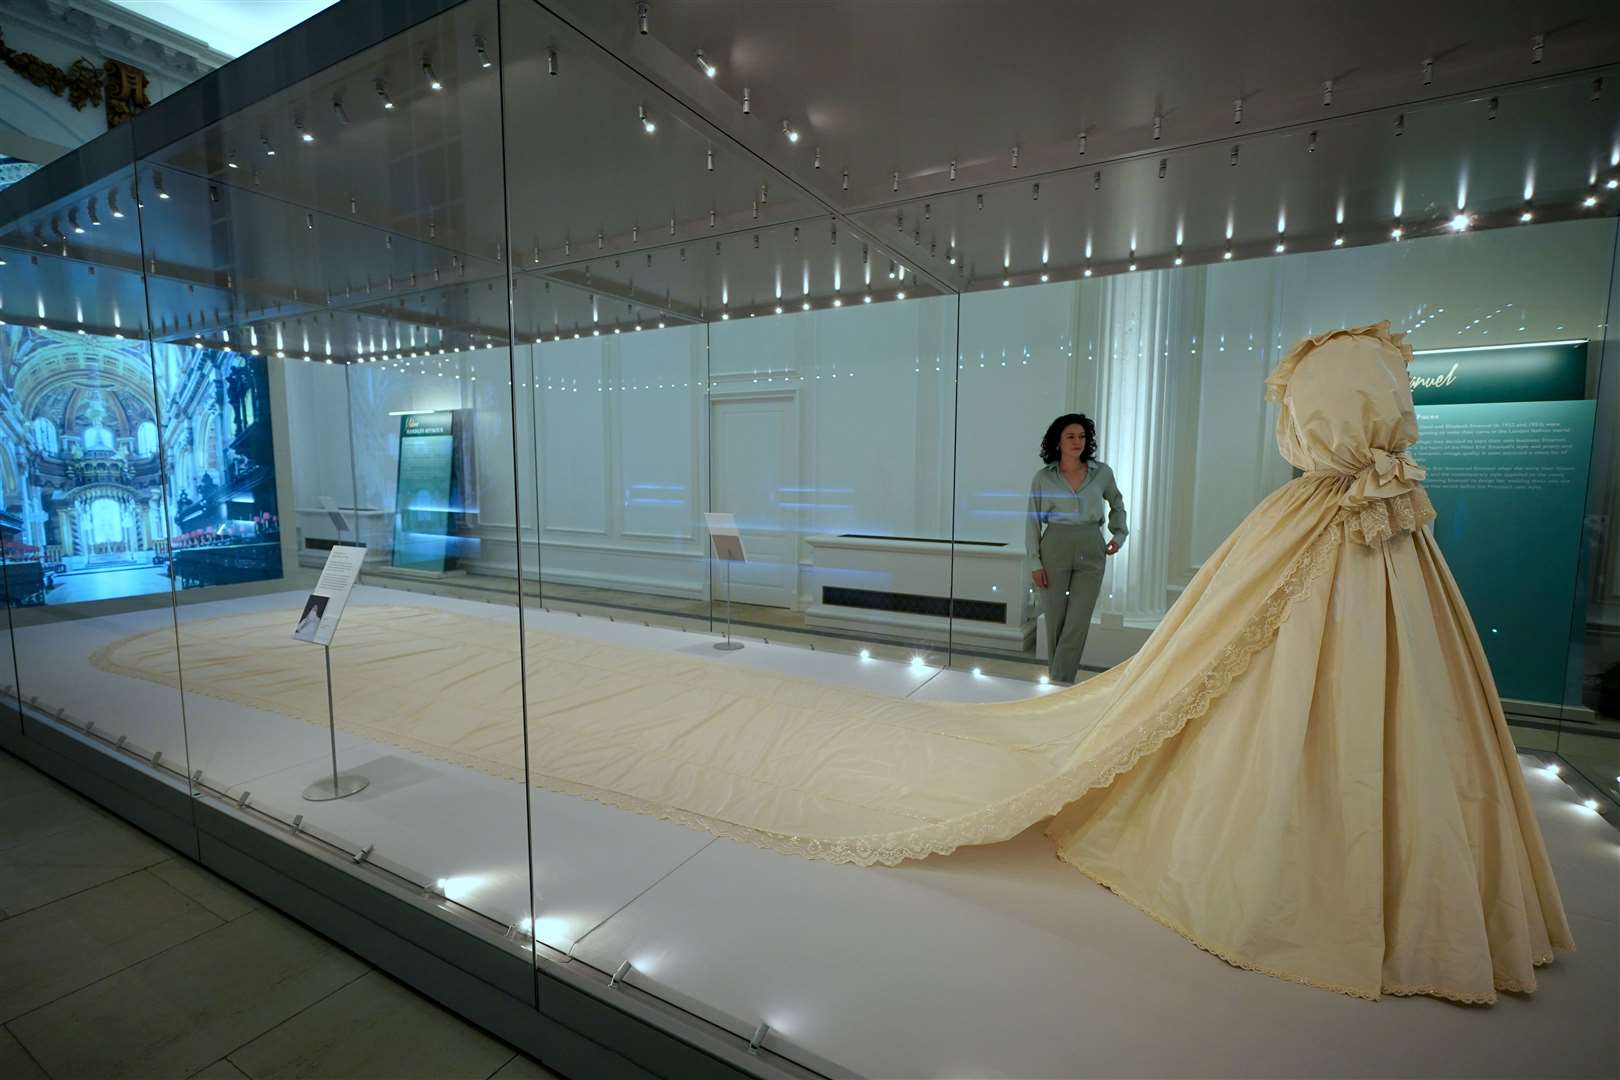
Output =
[{"x1": 1039, "y1": 413, "x2": 1097, "y2": 465}]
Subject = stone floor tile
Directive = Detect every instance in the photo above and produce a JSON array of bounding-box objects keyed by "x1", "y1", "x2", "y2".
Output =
[
  {"x1": 149, "y1": 857, "x2": 261, "y2": 922},
  {"x1": 230, "y1": 970, "x2": 515, "y2": 1080},
  {"x1": 0, "y1": 868, "x2": 221, "y2": 1022},
  {"x1": 0, "y1": 1026, "x2": 49, "y2": 1080},
  {"x1": 7, "y1": 908, "x2": 365, "y2": 1079},
  {"x1": 0, "y1": 815, "x2": 170, "y2": 915}
]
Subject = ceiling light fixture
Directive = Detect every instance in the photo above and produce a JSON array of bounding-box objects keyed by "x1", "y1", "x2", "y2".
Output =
[
  {"x1": 1449, "y1": 211, "x2": 1471, "y2": 232},
  {"x1": 262, "y1": 133, "x2": 276, "y2": 156},
  {"x1": 639, "y1": 104, "x2": 656, "y2": 133},
  {"x1": 68, "y1": 210, "x2": 84, "y2": 233},
  {"x1": 375, "y1": 80, "x2": 394, "y2": 109},
  {"x1": 475, "y1": 34, "x2": 493, "y2": 68},
  {"x1": 637, "y1": 1, "x2": 649, "y2": 34},
  {"x1": 741, "y1": 86, "x2": 750, "y2": 114},
  {"x1": 695, "y1": 48, "x2": 716, "y2": 77},
  {"x1": 88, "y1": 199, "x2": 101, "y2": 226},
  {"x1": 782, "y1": 119, "x2": 798, "y2": 143},
  {"x1": 423, "y1": 59, "x2": 442, "y2": 91},
  {"x1": 296, "y1": 116, "x2": 314, "y2": 143},
  {"x1": 108, "y1": 190, "x2": 123, "y2": 217},
  {"x1": 1520, "y1": 201, "x2": 1534, "y2": 223},
  {"x1": 1333, "y1": 229, "x2": 1345, "y2": 246},
  {"x1": 1391, "y1": 221, "x2": 1404, "y2": 240},
  {"x1": 154, "y1": 171, "x2": 170, "y2": 199},
  {"x1": 332, "y1": 97, "x2": 350, "y2": 125},
  {"x1": 547, "y1": 47, "x2": 557, "y2": 76}
]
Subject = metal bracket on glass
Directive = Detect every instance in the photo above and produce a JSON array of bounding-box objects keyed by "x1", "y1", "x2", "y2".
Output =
[
  {"x1": 114, "y1": 735, "x2": 128, "y2": 750},
  {"x1": 236, "y1": 790, "x2": 252, "y2": 809},
  {"x1": 291, "y1": 814, "x2": 304, "y2": 834},
  {"x1": 749, "y1": 1023, "x2": 770, "y2": 1054},
  {"x1": 85, "y1": 720, "x2": 96, "y2": 736},
  {"x1": 191, "y1": 768, "x2": 204, "y2": 784},
  {"x1": 151, "y1": 750, "x2": 163, "y2": 769},
  {"x1": 54, "y1": 705, "x2": 66, "y2": 720},
  {"x1": 609, "y1": 960, "x2": 632, "y2": 988},
  {"x1": 353, "y1": 843, "x2": 374, "y2": 865}
]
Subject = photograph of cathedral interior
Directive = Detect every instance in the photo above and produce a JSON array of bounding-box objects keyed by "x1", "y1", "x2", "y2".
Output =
[
  {"x1": 0, "y1": 2, "x2": 1618, "y2": 1079},
  {"x1": 0, "y1": 326, "x2": 280, "y2": 605}
]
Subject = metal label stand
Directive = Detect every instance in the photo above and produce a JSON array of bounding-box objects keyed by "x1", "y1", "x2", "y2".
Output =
[
  {"x1": 303, "y1": 643, "x2": 369, "y2": 801},
  {"x1": 715, "y1": 559, "x2": 743, "y2": 651}
]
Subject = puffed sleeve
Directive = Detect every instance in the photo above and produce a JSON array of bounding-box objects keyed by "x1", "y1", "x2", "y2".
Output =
[
  {"x1": 1026, "y1": 473, "x2": 1044, "y2": 565},
  {"x1": 1103, "y1": 464, "x2": 1128, "y2": 545}
]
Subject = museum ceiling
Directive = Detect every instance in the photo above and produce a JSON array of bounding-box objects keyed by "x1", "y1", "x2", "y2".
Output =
[{"x1": 0, "y1": 0, "x2": 1617, "y2": 358}]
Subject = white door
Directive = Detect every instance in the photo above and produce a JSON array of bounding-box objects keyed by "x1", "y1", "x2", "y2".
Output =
[{"x1": 710, "y1": 395, "x2": 797, "y2": 609}]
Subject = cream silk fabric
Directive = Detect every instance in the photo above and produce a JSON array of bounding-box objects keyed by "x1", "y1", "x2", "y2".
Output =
[{"x1": 94, "y1": 323, "x2": 1571, "y2": 1003}]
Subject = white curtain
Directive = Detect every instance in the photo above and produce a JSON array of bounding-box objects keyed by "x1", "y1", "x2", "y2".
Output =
[{"x1": 1076, "y1": 268, "x2": 1206, "y2": 621}]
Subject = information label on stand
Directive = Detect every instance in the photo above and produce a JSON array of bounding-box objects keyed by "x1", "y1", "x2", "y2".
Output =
[
  {"x1": 292, "y1": 544, "x2": 365, "y2": 646},
  {"x1": 705, "y1": 513, "x2": 746, "y2": 562}
]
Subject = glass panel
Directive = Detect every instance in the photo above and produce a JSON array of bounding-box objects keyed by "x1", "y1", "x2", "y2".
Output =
[
  {"x1": 1562, "y1": 216, "x2": 1620, "y2": 806},
  {"x1": 137, "y1": 0, "x2": 533, "y2": 948},
  {"x1": 0, "y1": 147, "x2": 190, "y2": 783}
]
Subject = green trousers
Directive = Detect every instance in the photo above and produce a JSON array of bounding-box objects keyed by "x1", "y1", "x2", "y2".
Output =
[{"x1": 1038, "y1": 524, "x2": 1106, "y2": 683}]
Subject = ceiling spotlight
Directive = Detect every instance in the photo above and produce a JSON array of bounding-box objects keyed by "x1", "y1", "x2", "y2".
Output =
[
  {"x1": 1274, "y1": 238, "x2": 1286, "y2": 252},
  {"x1": 1002, "y1": 278, "x2": 1011, "y2": 287},
  {"x1": 1607, "y1": 177, "x2": 1619, "y2": 189},
  {"x1": 896, "y1": 291, "x2": 906, "y2": 300},
  {"x1": 1333, "y1": 230, "x2": 1345, "y2": 247},
  {"x1": 423, "y1": 59, "x2": 442, "y2": 91},
  {"x1": 863, "y1": 293, "x2": 873, "y2": 303},
  {"x1": 1127, "y1": 249, "x2": 1137, "y2": 271},
  {"x1": 1040, "y1": 272, "x2": 1050, "y2": 282},
  {"x1": 1083, "y1": 263, "x2": 1093, "y2": 277},
  {"x1": 331, "y1": 97, "x2": 350, "y2": 125},
  {"x1": 832, "y1": 298, "x2": 842, "y2": 307},
  {"x1": 154, "y1": 172, "x2": 170, "y2": 199},
  {"x1": 1172, "y1": 250, "x2": 1183, "y2": 266},
  {"x1": 68, "y1": 210, "x2": 84, "y2": 233},
  {"x1": 1487, "y1": 96, "x2": 1499, "y2": 121},
  {"x1": 1448, "y1": 212, "x2": 1471, "y2": 232},
  {"x1": 639, "y1": 104, "x2": 656, "y2": 133},
  {"x1": 547, "y1": 47, "x2": 557, "y2": 76},
  {"x1": 948, "y1": 159, "x2": 957, "y2": 181},
  {"x1": 1391, "y1": 222, "x2": 1404, "y2": 240},
  {"x1": 1520, "y1": 202, "x2": 1534, "y2": 223},
  {"x1": 475, "y1": 34, "x2": 493, "y2": 68},
  {"x1": 782, "y1": 119, "x2": 798, "y2": 143},
  {"x1": 1393, "y1": 113, "x2": 1405, "y2": 136},
  {"x1": 225, "y1": 152, "x2": 238, "y2": 169},
  {"x1": 637, "y1": 1, "x2": 649, "y2": 34},
  {"x1": 88, "y1": 199, "x2": 101, "y2": 226},
  {"x1": 375, "y1": 80, "x2": 395, "y2": 109},
  {"x1": 695, "y1": 48, "x2": 716, "y2": 77},
  {"x1": 741, "y1": 86, "x2": 750, "y2": 114},
  {"x1": 296, "y1": 117, "x2": 314, "y2": 143},
  {"x1": 1584, "y1": 192, "x2": 1599, "y2": 208},
  {"x1": 1222, "y1": 243, "x2": 1233, "y2": 260},
  {"x1": 262, "y1": 132, "x2": 276, "y2": 156},
  {"x1": 108, "y1": 190, "x2": 123, "y2": 217},
  {"x1": 775, "y1": 304, "x2": 784, "y2": 314},
  {"x1": 801, "y1": 301, "x2": 810, "y2": 310}
]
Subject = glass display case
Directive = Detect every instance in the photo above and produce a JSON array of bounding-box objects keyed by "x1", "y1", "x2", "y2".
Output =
[{"x1": 0, "y1": 1, "x2": 1616, "y2": 1076}]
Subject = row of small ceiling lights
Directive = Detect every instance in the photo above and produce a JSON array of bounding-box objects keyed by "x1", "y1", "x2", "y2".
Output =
[
  {"x1": 668, "y1": 0, "x2": 1620, "y2": 284},
  {"x1": 9, "y1": 20, "x2": 1616, "y2": 343}
]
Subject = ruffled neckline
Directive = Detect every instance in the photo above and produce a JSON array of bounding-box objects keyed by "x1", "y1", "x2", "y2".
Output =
[{"x1": 1264, "y1": 321, "x2": 1415, "y2": 402}]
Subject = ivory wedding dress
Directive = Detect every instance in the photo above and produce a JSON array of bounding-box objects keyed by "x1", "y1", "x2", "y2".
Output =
[{"x1": 97, "y1": 322, "x2": 1571, "y2": 1003}]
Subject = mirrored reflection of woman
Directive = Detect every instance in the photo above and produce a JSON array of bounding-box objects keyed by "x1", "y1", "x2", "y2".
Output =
[{"x1": 1026, "y1": 413, "x2": 1128, "y2": 683}]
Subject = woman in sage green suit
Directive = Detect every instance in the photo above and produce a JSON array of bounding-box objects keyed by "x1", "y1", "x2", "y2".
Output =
[{"x1": 1027, "y1": 413, "x2": 1127, "y2": 683}]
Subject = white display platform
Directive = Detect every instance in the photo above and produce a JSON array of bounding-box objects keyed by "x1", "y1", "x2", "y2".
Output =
[{"x1": 9, "y1": 587, "x2": 1618, "y2": 1079}]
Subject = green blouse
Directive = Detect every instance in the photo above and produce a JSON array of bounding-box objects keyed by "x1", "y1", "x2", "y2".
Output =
[{"x1": 1026, "y1": 460, "x2": 1129, "y2": 561}]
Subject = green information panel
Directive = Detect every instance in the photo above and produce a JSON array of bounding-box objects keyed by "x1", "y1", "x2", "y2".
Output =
[
  {"x1": 1409, "y1": 341, "x2": 1587, "y2": 405},
  {"x1": 393, "y1": 411, "x2": 457, "y2": 572},
  {"x1": 1414, "y1": 398, "x2": 1595, "y2": 704}
]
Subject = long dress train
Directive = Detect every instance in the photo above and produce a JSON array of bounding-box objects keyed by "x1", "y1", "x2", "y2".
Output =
[{"x1": 94, "y1": 322, "x2": 1572, "y2": 1002}]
